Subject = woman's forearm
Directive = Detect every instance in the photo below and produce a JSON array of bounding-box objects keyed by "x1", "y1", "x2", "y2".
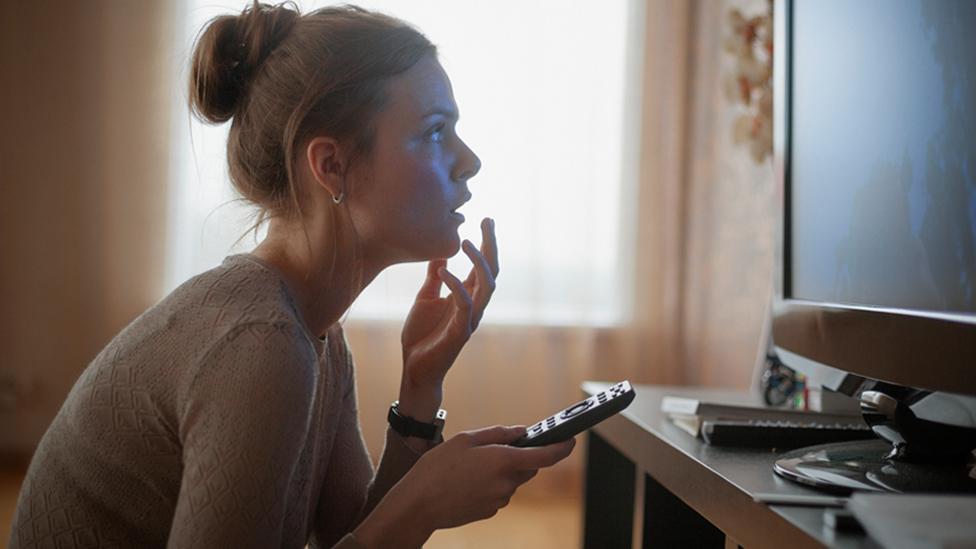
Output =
[
  {"x1": 395, "y1": 379, "x2": 443, "y2": 422},
  {"x1": 395, "y1": 380, "x2": 444, "y2": 454},
  {"x1": 352, "y1": 486, "x2": 433, "y2": 549}
]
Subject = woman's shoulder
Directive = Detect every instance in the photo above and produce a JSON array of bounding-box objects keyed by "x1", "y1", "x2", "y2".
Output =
[
  {"x1": 171, "y1": 255, "x2": 322, "y2": 375},
  {"x1": 147, "y1": 254, "x2": 307, "y2": 338},
  {"x1": 97, "y1": 254, "x2": 318, "y2": 383},
  {"x1": 175, "y1": 317, "x2": 321, "y2": 427},
  {"x1": 174, "y1": 254, "x2": 295, "y2": 316}
]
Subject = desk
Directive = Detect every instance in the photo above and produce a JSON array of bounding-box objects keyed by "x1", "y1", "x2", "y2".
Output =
[{"x1": 581, "y1": 383, "x2": 875, "y2": 549}]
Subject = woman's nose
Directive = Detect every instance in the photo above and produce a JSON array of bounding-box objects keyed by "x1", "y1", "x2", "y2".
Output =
[{"x1": 453, "y1": 138, "x2": 481, "y2": 182}]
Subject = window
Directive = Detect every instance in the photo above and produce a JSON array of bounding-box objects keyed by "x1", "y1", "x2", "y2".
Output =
[{"x1": 167, "y1": 0, "x2": 642, "y2": 326}]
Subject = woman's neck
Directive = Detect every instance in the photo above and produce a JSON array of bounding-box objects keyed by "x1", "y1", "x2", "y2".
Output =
[{"x1": 250, "y1": 219, "x2": 382, "y2": 338}]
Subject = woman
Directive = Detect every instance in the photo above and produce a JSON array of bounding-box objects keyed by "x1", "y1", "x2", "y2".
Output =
[{"x1": 9, "y1": 3, "x2": 574, "y2": 548}]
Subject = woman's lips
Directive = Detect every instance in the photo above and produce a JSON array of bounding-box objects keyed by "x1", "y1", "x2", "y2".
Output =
[{"x1": 449, "y1": 193, "x2": 471, "y2": 223}]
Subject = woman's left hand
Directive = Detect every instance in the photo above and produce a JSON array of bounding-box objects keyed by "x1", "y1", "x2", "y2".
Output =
[{"x1": 399, "y1": 218, "x2": 499, "y2": 411}]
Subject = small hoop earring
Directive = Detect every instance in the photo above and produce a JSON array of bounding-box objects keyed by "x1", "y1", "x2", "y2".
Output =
[{"x1": 332, "y1": 191, "x2": 344, "y2": 205}]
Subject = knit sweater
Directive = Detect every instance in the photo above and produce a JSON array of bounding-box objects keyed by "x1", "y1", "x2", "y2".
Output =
[{"x1": 9, "y1": 254, "x2": 426, "y2": 548}]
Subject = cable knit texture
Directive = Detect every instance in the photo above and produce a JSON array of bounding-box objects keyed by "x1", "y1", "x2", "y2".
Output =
[{"x1": 10, "y1": 254, "x2": 424, "y2": 548}]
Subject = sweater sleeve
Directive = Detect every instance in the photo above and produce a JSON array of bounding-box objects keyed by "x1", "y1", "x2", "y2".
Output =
[
  {"x1": 166, "y1": 322, "x2": 317, "y2": 549},
  {"x1": 311, "y1": 329, "x2": 437, "y2": 548}
]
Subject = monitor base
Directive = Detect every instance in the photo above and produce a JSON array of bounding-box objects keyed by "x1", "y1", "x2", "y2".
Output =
[{"x1": 773, "y1": 439, "x2": 976, "y2": 494}]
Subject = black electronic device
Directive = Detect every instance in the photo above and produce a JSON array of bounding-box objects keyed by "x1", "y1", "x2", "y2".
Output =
[
  {"x1": 511, "y1": 381, "x2": 636, "y2": 448},
  {"x1": 770, "y1": 0, "x2": 976, "y2": 493},
  {"x1": 701, "y1": 418, "x2": 875, "y2": 450}
]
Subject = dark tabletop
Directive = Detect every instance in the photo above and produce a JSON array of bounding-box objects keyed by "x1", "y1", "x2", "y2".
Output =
[{"x1": 583, "y1": 382, "x2": 877, "y2": 549}]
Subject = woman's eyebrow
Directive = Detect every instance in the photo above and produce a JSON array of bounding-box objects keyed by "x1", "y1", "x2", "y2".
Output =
[{"x1": 422, "y1": 107, "x2": 459, "y2": 121}]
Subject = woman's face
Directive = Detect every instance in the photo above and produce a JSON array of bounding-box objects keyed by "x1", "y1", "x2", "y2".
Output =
[{"x1": 348, "y1": 55, "x2": 481, "y2": 265}]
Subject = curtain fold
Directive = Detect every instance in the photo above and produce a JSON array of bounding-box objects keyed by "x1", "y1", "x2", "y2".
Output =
[
  {"x1": 0, "y1": 1, "x2": 175, "y2": 456},
  {"x1": 681, "y1": 0, "x2": 775, "y2": 388}
]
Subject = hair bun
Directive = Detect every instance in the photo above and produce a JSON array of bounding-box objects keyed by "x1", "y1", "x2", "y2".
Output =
[{"x1": 189, "y1": 1, "x2": 300, "y2": 124}]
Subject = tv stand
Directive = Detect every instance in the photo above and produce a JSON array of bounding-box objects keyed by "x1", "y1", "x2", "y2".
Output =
[{"x1": 581, "y1": 382, "x2": 875, "y2": 548}]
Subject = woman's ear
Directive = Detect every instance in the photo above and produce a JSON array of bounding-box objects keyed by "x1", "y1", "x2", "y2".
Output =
[{"x1": 305, "y1": 136, "x2": 347, "y2": 201}]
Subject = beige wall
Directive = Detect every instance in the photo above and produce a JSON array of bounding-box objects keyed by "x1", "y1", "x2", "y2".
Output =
[{"x1": 0, "y1": 2, "x2": 175, "y2": 455}]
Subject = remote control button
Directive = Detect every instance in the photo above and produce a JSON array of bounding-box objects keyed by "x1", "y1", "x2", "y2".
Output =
[{"x1": 560, "y1": 399, "x2": 593, "y2": 419}]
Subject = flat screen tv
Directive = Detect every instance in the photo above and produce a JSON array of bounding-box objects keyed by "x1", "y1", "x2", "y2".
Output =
[{"x1": 771, "y1": 0, "x2": 976, "y2": 493}]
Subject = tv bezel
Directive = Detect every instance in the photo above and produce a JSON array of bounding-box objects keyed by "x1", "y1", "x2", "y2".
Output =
[{"x1": 771, "y1": 0, "x2": 976, "y2": 397}]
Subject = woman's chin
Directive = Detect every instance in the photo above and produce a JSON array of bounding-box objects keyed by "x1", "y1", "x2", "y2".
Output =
[
  {"x1": 398, "y1": 232, "x2": 461, "y2": 263},
  {"x1": 431, "y1": 233, "x2": 462, "y2": 259}
]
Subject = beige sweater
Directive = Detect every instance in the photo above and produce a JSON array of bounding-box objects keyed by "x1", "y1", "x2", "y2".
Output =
[{"x1": 10, "y1": 254, "x2": 427, "y2": 548}]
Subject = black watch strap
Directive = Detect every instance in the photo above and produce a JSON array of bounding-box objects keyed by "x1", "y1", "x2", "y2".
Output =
[{"x1": 387, "y1": 401, "x2": 446, "y2": 441}]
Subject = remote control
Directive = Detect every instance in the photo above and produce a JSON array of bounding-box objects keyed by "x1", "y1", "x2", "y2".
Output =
[{"x1": 511, "y1": 381, "x2": 636, "y2": 448}]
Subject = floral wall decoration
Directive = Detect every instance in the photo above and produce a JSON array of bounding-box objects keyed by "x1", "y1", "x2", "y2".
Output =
[{"x1": 724, "y1": 0, "x2": 773, "y2": 164}]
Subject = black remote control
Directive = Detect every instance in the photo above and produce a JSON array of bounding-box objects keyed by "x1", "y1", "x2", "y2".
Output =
[{"x1": 511, "y1": 381, "x2": 636, "y2": 447}]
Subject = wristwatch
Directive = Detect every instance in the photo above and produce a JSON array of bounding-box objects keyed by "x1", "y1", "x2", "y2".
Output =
[{"x1": 387, "y1": 401, "x2": 446, "y2": 441}]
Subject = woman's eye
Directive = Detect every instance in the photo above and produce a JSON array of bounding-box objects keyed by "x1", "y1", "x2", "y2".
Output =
[{"x1": 427, "y1": 124, "x2": 445, "y2": 142}]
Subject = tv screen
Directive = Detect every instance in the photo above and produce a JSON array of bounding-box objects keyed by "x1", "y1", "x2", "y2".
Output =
[{"x1": 790, "y1": 0, "x2": 976, "y2": 315}]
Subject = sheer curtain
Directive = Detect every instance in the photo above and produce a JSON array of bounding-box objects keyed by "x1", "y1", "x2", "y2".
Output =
[{"x1": 167, "y1": 0, "x2": 640, "y2": 327}]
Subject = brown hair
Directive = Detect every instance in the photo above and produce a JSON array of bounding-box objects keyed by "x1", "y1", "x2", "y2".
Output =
[{"x1": 189, "y1": 1, "x2": 436, "y2": 230}]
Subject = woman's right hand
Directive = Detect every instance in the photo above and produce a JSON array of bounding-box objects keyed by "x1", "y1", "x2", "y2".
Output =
[
  {"x1": 354, "y1": 425, "x2": 575, "y2": 547},
  {"x1": 405, "y1": 425, "x2": 576, "y2": 529}
]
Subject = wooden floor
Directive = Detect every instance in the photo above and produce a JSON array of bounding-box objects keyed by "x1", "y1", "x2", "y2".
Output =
[
  {"x1": 0, "y1": 467, "x2": 580, "y2": 548},
  {"x1": 426, "y1": 490, "x2": 580, "y2": 548}
]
